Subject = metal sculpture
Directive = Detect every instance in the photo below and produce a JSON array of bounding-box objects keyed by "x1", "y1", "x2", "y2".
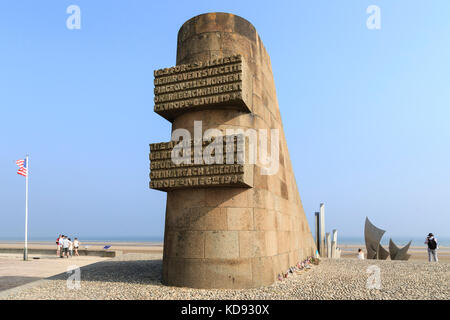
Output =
[
  {"x1": 364, "y1": 217, "x2": 412, "y2": 260},
  {"x1": 378, "y1": 243, "x2": 390, "y2": 260},
  {"x1": 389, "y1": 239, "x2": 412, "y2": 261},
  {"x1": 364, "y1": 217, "x2": 389, "y2": 260}
]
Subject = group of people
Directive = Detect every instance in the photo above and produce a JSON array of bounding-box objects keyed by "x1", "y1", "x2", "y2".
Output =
[
  {"x1": 56, "y1": 234, "x2": 80, "y2": 258},
  {"x1": 356, "y1": 233, "x2": 439, "y2": 262}
]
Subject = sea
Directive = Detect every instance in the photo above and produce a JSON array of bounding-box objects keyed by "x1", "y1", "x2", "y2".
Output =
[{"x1": 1, "y1": 235, "x2": 449, "y2": 246}]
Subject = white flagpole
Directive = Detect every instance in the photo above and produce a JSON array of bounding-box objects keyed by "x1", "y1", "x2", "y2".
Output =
[{"x1": 24, "y1": 155, "x2": 29, "y2": 261}]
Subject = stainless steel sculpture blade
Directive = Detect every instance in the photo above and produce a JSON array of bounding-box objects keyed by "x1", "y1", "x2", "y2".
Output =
[
  {"x1": 364, "y1": 217, "x2": 386, "y2": 260},
  {"x1": 378, "y1": 243, "x2": 390, "y2": 260},
  {"x1": 389, "y1": 239, "x2": 412, "y2": 261}
]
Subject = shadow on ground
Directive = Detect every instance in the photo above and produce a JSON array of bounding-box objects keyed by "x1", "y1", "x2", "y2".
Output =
[
  {"x1": 0, "y1": 276, "x2": 42, "y2": 291},
  {"x1": 47, "y1": 258, "x2": 164, "y2": 285}
]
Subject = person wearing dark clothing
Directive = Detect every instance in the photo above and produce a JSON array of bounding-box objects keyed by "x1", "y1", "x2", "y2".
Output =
[{"x1": 425, "y1": 233, "x2": 438, "y2": 262}]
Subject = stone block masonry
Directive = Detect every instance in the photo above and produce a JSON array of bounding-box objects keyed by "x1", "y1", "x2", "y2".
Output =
[
  {"x1": 154, "y1": 54, "x2": 252, "y2": 122},
  {"x1": 149, "y1": 12, "x2": 317, "y2": 288}
]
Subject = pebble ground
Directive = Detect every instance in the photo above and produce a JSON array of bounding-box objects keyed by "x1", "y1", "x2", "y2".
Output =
[{"x1": 3, "y1": 254, "x2": 449, "y2": 300}]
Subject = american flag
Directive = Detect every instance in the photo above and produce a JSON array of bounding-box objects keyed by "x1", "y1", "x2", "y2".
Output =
[{"x1": 16, "y1": 158, "x2": 27, "y2": 177}]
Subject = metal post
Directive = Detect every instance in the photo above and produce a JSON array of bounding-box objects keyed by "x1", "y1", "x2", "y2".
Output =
[{"x1": 24, "y1": 155, "x2": 29, "y2": 261}]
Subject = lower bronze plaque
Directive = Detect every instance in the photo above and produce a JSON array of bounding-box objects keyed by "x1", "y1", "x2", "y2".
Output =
[{"x1": 149, "y1": 138, "x2": 253, "y2": 191}]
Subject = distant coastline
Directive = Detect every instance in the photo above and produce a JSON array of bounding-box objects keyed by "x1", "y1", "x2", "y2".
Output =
[
  {"x1": 0, "y1": 235, "x2": 449, "y2": 246},
  {"x1": 0, "y1": 236, "x2": 164, "y2": 243}
]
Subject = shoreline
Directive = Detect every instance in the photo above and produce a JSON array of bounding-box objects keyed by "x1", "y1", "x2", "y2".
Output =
[
  {"x1": 2, "y1": 240, "x2": 448, "y2": 247},
  {"x1": 1, "y1": 241, "x2": 449, "y2": 262}
]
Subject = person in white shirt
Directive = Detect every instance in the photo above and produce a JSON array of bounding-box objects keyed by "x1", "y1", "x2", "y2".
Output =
[
  {"x1": 73, "y1": 238, "x2": 80, "y2": 256},
  {"x1": 62, "y1": 236, "x2": 70, "y2": 258},
  {"x1": 357, "y1": 248, "x2": 365, "y2": 260},
  {"x1": 59, "y1": 235, "x2": 64, "y2": 258},
  {"x1": 68, "y1": 238, "x2": 73, "y2": 257}
]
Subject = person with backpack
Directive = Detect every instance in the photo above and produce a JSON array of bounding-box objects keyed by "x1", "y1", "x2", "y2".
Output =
[{"x1": 425, "y1": 233, "x2": 438, "y2": 262}]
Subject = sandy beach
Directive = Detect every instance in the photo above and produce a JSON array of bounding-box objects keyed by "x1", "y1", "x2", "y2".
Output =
[
  {"x1": 0, "y1": 253, "x2": 448, "y2": 300},
  {"x1": 1, "y1": 241, "x2": 448, "y2": 300},
  {"x1": 339, "y1": 244, "x2": 450, "y2": 262}
]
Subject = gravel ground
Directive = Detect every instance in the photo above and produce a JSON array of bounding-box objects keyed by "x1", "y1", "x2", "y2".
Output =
[{"x1": 3, "y1": 254, "x2": 449, "y2": 300}]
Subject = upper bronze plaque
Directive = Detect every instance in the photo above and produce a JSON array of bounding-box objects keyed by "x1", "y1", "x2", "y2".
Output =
[{"x1": 153, "y1": 55, "x2": 252, "y2": 121}]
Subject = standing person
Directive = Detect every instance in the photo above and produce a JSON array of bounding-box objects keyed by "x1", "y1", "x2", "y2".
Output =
[
  {"x1": 68, "y1": 238, "x2": 73, "y2": 257},
  {"x1": 425, "y1": 233, "x2": 438, "y2": 262},
  {"x1": 59, "y1": 235, "x2": 64, "y2": 258},
  {"x1": 73, "y1": 238, "x2": 80, "y2": 256},
  {"x1": 56, "y1": 234, "x2": 61, "y2": 257},
  {"x1": 62, "y1": 236, "x2": 70, "y2": 258}
]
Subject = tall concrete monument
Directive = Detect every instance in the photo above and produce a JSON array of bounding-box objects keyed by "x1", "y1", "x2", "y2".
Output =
[
  {"x1": 149, "y1": 13, "x2": 316, "y2": 288},
  {"x1": 314, "y1": 203, "x2": 326, "y2": 257},
  {"x1": 314, "y1": 211, "x2": 320, "y2": 254},
  {"x1": 319, "y1": 203, "x2": 326, "y2": 257},
  {"x1": 325, "y1": 232, "x2": 331, "y2": 258},
  {"x1": 331, "y1": 229, "x2": 338, "y2": 258}
]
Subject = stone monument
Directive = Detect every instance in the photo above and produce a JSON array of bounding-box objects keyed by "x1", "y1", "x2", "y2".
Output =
[
  {"x1": 149, "y1": 13, "x2": 316, "y2": 288},
  {"x1": 326, "y1": 232, "x2": 332, "y2": 258},
  {"x1": 319, "y1": 203, "x2": 326, "y2": 256},
  {"x1": 331, "y1": 229, "x2": 338, "y2": 258},
  {"x1": 314, "y1": 203, "x2": 326, "y2": 257},
  {"x1": 314, "y1": 211, "x2": 321, "y2": 255}
]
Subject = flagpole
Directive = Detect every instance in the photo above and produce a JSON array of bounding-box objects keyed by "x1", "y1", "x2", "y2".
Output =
[{"x1": 24, "y1": 154, "x2": 29, "y2": 261}]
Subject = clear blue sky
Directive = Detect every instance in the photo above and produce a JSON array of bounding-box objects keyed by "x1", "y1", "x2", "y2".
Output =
[{"x1": 1, "y1": 1, "x2": 449, "y2": 241}]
